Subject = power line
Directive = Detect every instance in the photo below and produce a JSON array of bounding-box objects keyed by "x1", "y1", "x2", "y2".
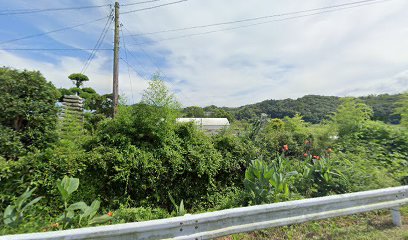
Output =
[
  {"x1": 128, "y1": 0, "x2": 392, "y2": 45},
  {"x1": 120, "y1": 57, "x2": 147, "y2": 83},
  {"x1": 0, "y1": 48, "x2": 113, "y2": 51},
  {"x1": 121, "y1": 28, "x2": 152, "y2": 79},
  {"x1": 120, "y1": 25, "x2": 136, "y2": 103},
  {"x1": 121, "y1": 0, "x2": 188, "y2": 14},
  {"x1": 122, "y1": 23, "x2": 193, "y2": 105},
  {"x1": 122, "y1": 25, "x2": 162, "y2": 76},
  {"x1": 121, "y1": 0, "x2": 161, "y2": 6},
  {"x1": 81, "y1": 10, "x2": 114, "y2": 73},
  {"x1": 0, "y1": 4, "x2": 111, "y2": 16},
  {"x1": 128, "y1": 0, "x2": 388, "y2": 37},
  {"x1": 0, "y1": 16, "x2": 110, "y2": 45}
]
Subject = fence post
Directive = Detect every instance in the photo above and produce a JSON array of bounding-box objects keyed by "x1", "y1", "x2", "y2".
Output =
[{"x1": 391, "y1": 208, "x2": 402, "y2": 227}]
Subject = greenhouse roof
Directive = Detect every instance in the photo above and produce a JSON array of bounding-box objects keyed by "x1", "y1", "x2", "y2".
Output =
[{"x1": 176, "y1": 118, "x2": 230, "y2": 126}]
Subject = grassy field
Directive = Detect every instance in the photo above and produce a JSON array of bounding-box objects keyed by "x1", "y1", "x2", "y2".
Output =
[{"x1": 220, "y1": 206, "x2": 408, "y2": 240}]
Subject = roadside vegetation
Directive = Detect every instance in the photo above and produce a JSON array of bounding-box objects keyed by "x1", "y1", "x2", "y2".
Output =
[
  {"x1": 220, "y1": 206, "x2": 408, "y2": 240},
  {"x1": 1, "y1": 67, "x2": 407, "y2": 236}
]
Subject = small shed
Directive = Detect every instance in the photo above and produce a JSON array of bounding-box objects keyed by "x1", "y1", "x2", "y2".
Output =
[{"x1": 176, "y1": 118, "x2": 230, "y2": 134}]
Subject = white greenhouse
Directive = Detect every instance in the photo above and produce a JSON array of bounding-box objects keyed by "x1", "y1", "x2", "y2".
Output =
[{"x1": 176, "y1": 118, "x2": 230, "y2": 134}]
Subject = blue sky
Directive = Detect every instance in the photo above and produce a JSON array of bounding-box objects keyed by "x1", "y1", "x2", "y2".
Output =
[{"x1": 1, "y1": 0, "x2": 408, "y2": 107}]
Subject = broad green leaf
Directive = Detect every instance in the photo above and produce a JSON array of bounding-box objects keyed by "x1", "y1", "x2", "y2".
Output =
[
  {"x1": 88, "y1": 215, "x2": 111, "y2": 225},
  {"x1": 66, "y1": 177, "x2": 79, "y2": 195},
  {"x1": 57, "y1": 181, "x2": 69, "y2": 201},
  {"x1": 15, "y1": 188, "x2": 34, "y2": 210},
  {"x1": 66, "y1": 211, "x2": 75, "y2": 219},
  {"x1": 3, "y1": 205, "x2": 15, "y2": 218},
  {"x1": 88, "y1": 200, "x2": 100, "y2": 219},
  {"x1": 82, "y1": 200, "x2": 100, "y2": 220},
  {"x1": 3, "y1": 205, "x2": 17, "y2": 225},
  {"x1": 168, "y1": 193, "x2": 178, "y2": 211},
  {"x1": 22, "y1": 197, "x2": 43, "y2": 212},
  {"x1": 179, "y1": 200, "x2": 185, "y2": 216},
  {"x1": 67, "y1": 201, "x2": 88, "y2": 212}
]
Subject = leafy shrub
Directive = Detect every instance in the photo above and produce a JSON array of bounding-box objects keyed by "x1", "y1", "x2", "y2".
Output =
[
  {"x1": 56, "y1": 176, "x2": 111, "y2": 229},
  {"x1": 168, "y1": 194, "x2": 185, "y2": 216},
  {"x1": 331, "y1": 98, "x2": 373, "y2": 137},
  {"x1": 3, "y1": 188, "x2": 42, "y2": 227},
  {"x1": 85, "y1": 107, "x2": 225, "y2": 210},
  {"x1": 330, "y1": 151, "x2": 399, "y2": 192},
  {"x1": 244, "y1": 156, "x2": 298, "y2": 205},
  {"x1": 296, "y1": 157, "x2": 350, "y2": 197},
  {"x1": 113, "y1": 207, "x2": 170, "y2": 223},
  {"x1": 0, "y1": 126, "x2": 25, "y2": 160},
  {"x1": 0, "y1": 68, "x2": 59, "y2": 152},
  {"x1": 256, "y1": 115, "x2": 313, "y2": 158},
  {"x1": 212, "y1": 131, "x2": 259, "y2": 188},
  {"x1": 206, "y1": 187, "x2": 246, "y2": 210},
  {"x1": 335, "y1": 120, "x2": 408, "y2": 185}
]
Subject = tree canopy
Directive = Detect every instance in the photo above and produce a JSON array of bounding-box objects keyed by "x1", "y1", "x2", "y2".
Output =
[
  {"x1": 141, "y1": 74, "x2": 181, "y2": 110},
  {"x1": 395, "y1": 93, "x2": 408, "y2": 127},
  {"x1": 68, "y1": 73, "x2": 89, "y2": 88},
  {"x1": 0, "y1": 68, "x2": 59, "y2": 154}
]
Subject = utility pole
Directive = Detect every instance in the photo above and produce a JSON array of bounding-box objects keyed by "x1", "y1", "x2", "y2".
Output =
[{"x1": 112, "y1": 1, "x2": 120, "y2": 118}]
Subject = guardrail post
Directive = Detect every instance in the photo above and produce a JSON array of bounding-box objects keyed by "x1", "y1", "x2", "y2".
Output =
[{"x1": 391, "y1": 208, "x2": 402, "y2": 227}]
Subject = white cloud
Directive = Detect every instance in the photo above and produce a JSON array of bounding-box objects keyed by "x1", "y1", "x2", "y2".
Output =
[
  {"x1": 0, "y1": 50, "x2": 148, "y2": 104},
  {"x1": 1, "y1": 0, "x2": 408, "y2": 107}
]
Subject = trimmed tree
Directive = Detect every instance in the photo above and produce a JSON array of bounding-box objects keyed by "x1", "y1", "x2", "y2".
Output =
[{"x1": 68, "y1": 73, "x2": 89, "y2": 88}]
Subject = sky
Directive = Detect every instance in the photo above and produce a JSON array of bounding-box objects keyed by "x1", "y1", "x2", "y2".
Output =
[{"x1": 0, "y1": 0, "x2": 407, "y2": 107}]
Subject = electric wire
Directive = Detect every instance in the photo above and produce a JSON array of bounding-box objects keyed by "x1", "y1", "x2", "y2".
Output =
[
  {"x1": 0, "y1": 4, "x2": 111, "y2": 16},
  {"x1": 121, "y1": 25, "x2": 155, "y2": 79},
  {"x1": 128, "y1": 0, "x2": 392, "y2": 45},
  {"x1": 122, "y1": 25, "x2": 162, "y2": 76},
  {"x1": 121, "y1": 0, "x2": 188, "y2": 14},
  {"x1": 121, "y1": 0, "x2": 161, "y2": 6},
  {"x1": 120, "y1": 25, "x2": 136, "y2": 103},
  {"x1": 122, "y1": 23, "x2": 193, "y2": 105},
  {"x1": 128, "y1": 0, "x2": 387, "y2": 37},
  {"x1": 0, "y1": 16, "x2": 110, "y2": 45},
  {"x1": 120, "y1": 57, "x2": 141, "y2": 78},
  {"x1": 120, "y1": 57, "x2": 151, "y2": 98},
  {"x1": 0, "y1": 48, "x2": 113, "y2": 51},
  {"x1": 81, "y1": 10, "x2": 114, "y2": 73}
]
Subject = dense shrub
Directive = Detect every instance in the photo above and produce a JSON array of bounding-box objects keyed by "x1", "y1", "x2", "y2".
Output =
[
  {"x1": 85, "y1": 107, "x2": 225, "y2": 210},
  {"x1": 0, "y1": 126, "x2": 25, "y2": 160},
  {"x1": 0, "y1": 68, "x2": 59, "y2": 153},
  {"x1": 212, "y1": 132, "x2": 259, "y2": 188},
  {"x1": 335, "y1": 120, "x2": 408, "y2": 185},
  {"x1": 113, "y1": 207, "x2": 170, "y2": 223}
]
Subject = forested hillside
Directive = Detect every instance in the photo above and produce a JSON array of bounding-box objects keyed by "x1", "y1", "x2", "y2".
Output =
[{"x1": 185, "y1": 94, "x2": 402, "y2": 124}]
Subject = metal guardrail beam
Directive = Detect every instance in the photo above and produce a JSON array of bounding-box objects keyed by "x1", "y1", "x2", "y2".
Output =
[{"x1": 2, "y1": 185, "x2": 407, "y2": 240}]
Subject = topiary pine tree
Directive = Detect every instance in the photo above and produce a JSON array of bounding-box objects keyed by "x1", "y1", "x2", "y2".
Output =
[{"x1": 68, "y1": 73, "x2": 89, "y2": 88}]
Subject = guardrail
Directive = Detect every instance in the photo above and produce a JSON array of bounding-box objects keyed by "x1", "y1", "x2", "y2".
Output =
[{"x1": 2, "y1": 185, "x2": 407, "y2": 240}]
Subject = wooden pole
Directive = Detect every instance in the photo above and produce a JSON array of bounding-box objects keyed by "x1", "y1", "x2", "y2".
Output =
[{"x1": 112, "y1": 1, "x2": 120, "y2": 118}]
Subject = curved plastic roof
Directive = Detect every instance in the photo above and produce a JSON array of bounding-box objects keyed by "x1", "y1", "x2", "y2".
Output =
[{"x1": 176, "y1": 118, "x2": 230, "y2": 126}]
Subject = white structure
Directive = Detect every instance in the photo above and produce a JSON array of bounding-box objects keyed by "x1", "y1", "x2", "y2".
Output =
[{"x1": 176, "y1": 118, "x2": 230, "y2": 134}]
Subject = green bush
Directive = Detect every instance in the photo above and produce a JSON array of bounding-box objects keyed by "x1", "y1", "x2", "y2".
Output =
[
  {"x1": 0, "y1": 126, "x2": 25, "y2": 160},
  {"x1": 0, "y1": 68, "x2": 59, "y2": 152},
  {"x1": 330, "y1": 151, "x2": 399, "y2": 192},
  {"x1": 244, "y1": 156, "x2": 298, "y2": 205},
  {"x1": 212, "y1": 132, "x2": 259, "y2": 188},
  {"x1": 113, "y1": 207, "x2": 170, "y2": 223},
  {"x1": 335, "y1": 120, "x2": 408, "y2": 185},
  {"x1": 295, "y1": 156, "x2": 350, "y2": 197}
]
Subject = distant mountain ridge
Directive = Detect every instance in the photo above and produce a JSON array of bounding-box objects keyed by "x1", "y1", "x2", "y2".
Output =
[{"x1": 193, "y1": 94, "x2": 403, "y2": 124}]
